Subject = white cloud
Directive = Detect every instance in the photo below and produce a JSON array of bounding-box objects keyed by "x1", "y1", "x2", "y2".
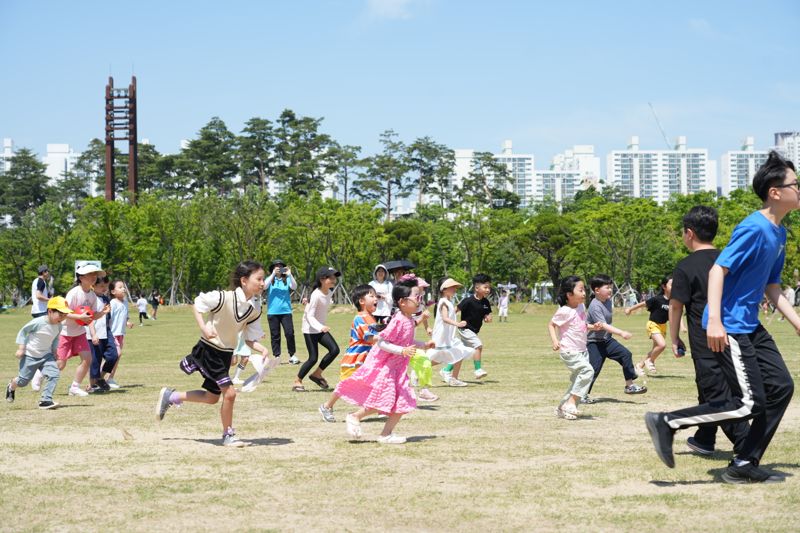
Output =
[{"x1": 365, "y1": 0, "x2": 414, "y2": 20}]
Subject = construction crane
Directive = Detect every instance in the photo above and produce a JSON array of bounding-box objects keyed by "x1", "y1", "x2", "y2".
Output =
[{"x1": 648, "y1": 102, "x2": 672, "y2": 149}]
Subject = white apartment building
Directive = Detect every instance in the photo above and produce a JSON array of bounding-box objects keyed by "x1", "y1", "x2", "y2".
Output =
[
  {"x1": 42, "y1": 143, "x2": 79, "y2": 184},
  {"x1": 534, "y1": 145, "x2": 602, "y2": 203},
  {"x1": 775, "y1": 132, "x2": 800, "y2": 166},
  {"x1": 1, "y1": 138, "x2": 14, "y2": 174},
  {"x1": 534, "y1": 169, "x2": 583, "y2": 204},
  {"x1": 720, "y1": 137, "x2": 769, "y2": 195},
  {"x1": 447, "y1": 141, "x2": 535, "y2": 207},
  {"x1": 606, "y1": 136, "x2": 717, "y2": 204}
]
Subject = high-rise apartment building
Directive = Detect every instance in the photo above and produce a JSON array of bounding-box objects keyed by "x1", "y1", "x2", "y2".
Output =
[
  {"x1": 606, "y1": 136, "x2": 716, "y2": 204},
  {"x1": 720, "y1": 137, "x2": 768, "y2": 195}
]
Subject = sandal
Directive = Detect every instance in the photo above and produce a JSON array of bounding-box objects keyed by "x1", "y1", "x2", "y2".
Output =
[
  {"x1": 555, "y1": 406, "x2": 578, "y2": 420},
  {"x1": 644, "y1": 359, "x2": 657, "y2": 374},
  {"x1": 291, "y1": 385, "x2": 307, "y2": 392},
  {"x1": 309, "y1": 375, "x2": 329, "y2": 390}
]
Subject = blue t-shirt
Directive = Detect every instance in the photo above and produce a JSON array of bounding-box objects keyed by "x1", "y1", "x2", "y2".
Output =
[
  {"x1": 702, "y1": 211, "x2": 786, "y2": 334},
  {"x1": 267, "y1": 277, "x2": 293, "y2": 315}
]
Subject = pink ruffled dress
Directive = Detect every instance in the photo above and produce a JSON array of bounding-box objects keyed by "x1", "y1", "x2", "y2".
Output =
[{"x1": 334, "y1": 312, "x2": 417, "y2": 414}]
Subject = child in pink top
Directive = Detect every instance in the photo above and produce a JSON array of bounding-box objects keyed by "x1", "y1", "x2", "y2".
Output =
[
  {"x1": 547, "y1": 276, "x2": 599, "y2": 420},
  {"x1": 335, "y1": 279, "x2": 434, "y2": 444}
]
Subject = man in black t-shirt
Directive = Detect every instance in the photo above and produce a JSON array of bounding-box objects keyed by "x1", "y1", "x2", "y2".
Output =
[
  {"x1": 669, "y1": 206, "x2": 749, "y2": 456},
  {"x1": 440, "y1": 273, "x2": 492, "y2": 386}
]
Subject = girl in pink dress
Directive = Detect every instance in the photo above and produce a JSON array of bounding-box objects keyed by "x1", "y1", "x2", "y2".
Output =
[{"x1": 335, "y1": 279, "x2": 434, "y2": 444}]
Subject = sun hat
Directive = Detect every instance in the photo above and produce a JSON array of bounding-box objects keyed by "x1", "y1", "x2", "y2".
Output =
[
  {"x1": 75, "y1": 264, "x2": 105, "y2": 277},
  {"x1": 315, "y1": 266, "x2": 341, "y2": 280},
  {"x1": 440, "y1": 278, "x2": 463, "y2": 291},
  {"x1": 46, "y1": 296, "x2": 73, "y2": 314},
  {"x1": 268, "y1": 259, "x2": 286, "y2": 271}
]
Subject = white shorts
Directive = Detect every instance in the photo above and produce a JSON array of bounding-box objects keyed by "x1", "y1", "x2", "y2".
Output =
[
  {"x1": 457, "y1": 329, "x2": 483, "y2": 349},
  {"x1": 499, "y1": 306, "x2": 508, "y2": 317}
]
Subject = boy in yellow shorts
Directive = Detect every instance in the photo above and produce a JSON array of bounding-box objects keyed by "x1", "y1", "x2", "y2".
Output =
[{"x1": 625, "y1": 275, "x2": 673, "y2": 375}]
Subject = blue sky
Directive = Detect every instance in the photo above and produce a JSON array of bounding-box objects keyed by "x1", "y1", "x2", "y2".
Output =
[{"x1": 1, "y1": 0, "x2": 799, "y2": 166}]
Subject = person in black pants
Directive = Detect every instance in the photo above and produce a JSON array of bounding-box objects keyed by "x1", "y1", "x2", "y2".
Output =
[
  {"x1": 668, "y1": 206, "x2": 749, "y2": 456},
  {"x1": 265, "y1": 260, "x2": 298, "y2": 364},
  {"x1": 646, "y1": 152, "x2": 797, "y2": 484}
]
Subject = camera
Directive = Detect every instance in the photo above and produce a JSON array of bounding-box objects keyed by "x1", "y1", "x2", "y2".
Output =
[{"x1": 280, "y1": 267, "x2": 288, "y2": 275}]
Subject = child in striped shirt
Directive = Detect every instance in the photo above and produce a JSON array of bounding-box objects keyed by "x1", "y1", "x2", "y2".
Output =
[{"x1": 318, "y1": 285, "x2": 378, "y2": 422}]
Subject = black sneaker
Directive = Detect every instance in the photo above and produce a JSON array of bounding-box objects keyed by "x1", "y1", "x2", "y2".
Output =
[
  {"x1": 38, "y1": 400, "x2": 59, "y2": 410},
  {"x1": 155, "y1": 387, "x2": 175, "y2": 421},
  {"x1": 5, "y1": 383, "x2": 14, "y2": 403},
  {"x1": 97, "y1": 379, "x2": 111, "y2": 392},
  {"x1": 722, "y1": 462, "x2": 785, "y2": 484},
  {"x1": 89, "y1": 384, "x2": 105, "y2": 394},
  {"x1": 644, "y1": 412, "x2": 675, "y2": 468},
  {"x1": 686, "y1": 436, "x2": 714, "y2": 456}
]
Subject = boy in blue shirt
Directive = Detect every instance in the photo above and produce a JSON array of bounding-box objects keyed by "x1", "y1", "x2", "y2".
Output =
[{"x1": 645, "y1": 151, "x2": 797, "y2": 484}]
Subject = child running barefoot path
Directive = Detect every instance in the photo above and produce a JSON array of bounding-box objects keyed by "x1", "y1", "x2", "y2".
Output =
[
  {"x1": 156, "y1": 261, "x2": 269, "y2": 447},
  {"x1": 335, "y1": 279, "x2": 434, "y2": 444},
  {"x1": 548, "y1": 277, "x2": 598, "y2": 420}
]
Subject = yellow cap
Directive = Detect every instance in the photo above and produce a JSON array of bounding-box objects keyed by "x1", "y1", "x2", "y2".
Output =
[{"x1": 46, "y1": 296, "x2": 73, "y2": 314}]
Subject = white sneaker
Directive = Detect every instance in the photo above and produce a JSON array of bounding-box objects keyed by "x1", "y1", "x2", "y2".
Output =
[
  {"x1": 288, "y1": 355, "x2": 301, "y2": 365},
  {"x1": 232, "y1": 377, "x2": 244, "y2": 385},
  {"x1": 31, "y1": 369, "x2": 43, "y2": 391},
  {"x1": 377, "y1": 433, "x2": 406, "y2": 444},
  {"x1": 69, "y1": 385, "x2": 89, "y2": 397},
  {"x1": 107, "y1": 379, "x2": 120, "y2": 390},
  {"x1": 439, "y1": 369, "x2": 452, "y2": 383},
  {"x1": 346, "y1": 414, "x2": 362, "y2": 439},
  {"x1": 474, "y1": 368, "x2": 488, "y2": 379},
  {"x1": 448, "y1": 377, "x2": 468, "y2": 387}
]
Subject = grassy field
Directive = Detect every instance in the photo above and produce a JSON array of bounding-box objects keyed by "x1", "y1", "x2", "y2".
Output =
[{"x1": 1, "y1": 303, "x2": 799, "y2": 532}]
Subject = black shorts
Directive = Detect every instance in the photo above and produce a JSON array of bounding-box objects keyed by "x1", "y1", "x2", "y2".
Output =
[{"x1": 180, "y1": 339, "x2": 233, "y2": 395}]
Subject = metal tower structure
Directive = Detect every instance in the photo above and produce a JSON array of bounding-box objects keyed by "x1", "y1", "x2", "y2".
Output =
[{"x1": 104, "y1": 76, "x2": 138, "y2": 201}]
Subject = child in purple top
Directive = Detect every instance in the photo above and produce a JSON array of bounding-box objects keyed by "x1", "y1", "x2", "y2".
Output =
[{"x1": 548, "y1": 276, "x2": 599, "y2": 420}]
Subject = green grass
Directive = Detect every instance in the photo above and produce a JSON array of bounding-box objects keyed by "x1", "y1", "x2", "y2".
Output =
[{"x1": 1, "y1": 304, "x2": 799, "y2": 532}]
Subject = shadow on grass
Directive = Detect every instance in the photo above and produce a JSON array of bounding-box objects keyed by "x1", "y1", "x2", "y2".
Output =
[
  {"x1": 347, "y1": 435, "x2": 438, "y2": 444},
  {"x1": 416, "y1": 405, "x2": 439, "y2": 411},
  {"x1": 53, "y1": 403, "x2": 93, "y2": 408},
  {"x1": 163, "y1": 437, "x2": 293, "y2": 447},
  {"x1": 651, "y1": 464, "x2": 797, "y2": 486},
  {"x1": 117, "y1": 384, "x2": 145, "y2": 389},
  {"x1": 676, "y1": 450, "x2": 734, "y2": 461},
  {"x1": 646, "y1": 375, "x2": 684, "y2": 380},
  {"x1": 589, "y1": 398, "x2": 638, "y2": 404}
]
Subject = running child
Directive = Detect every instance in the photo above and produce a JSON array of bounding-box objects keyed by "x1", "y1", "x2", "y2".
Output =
[
  {"x1": 498, "y1": 290, "x2": 510, "y2": 322},
  {"x1": 5, "y1": 296, "x2": 73, "y2": 409},
  {"x1": 425, "y1": 277, "x2": 474, "y2": 396},
  {"x1": 87, "y1": 276, "x2": 118, "y2": 393},
  {"x1": 107, "y1": 280, "x2": 134, "y2": 389},
  {"x1": 645, "y1": 152, "x2": 797, "y2": 483},
  {"x1": 334, "y1": 279, "x2": 435, "y2": 444},
  {"x1": 59, "y1": 264, "x2": 109, "y2": 397},
  {"x1": 548, "y1": 276, "x2": 599, "y2": 420},
  {"x1": 625, "y1": 275, "x2": 672, "y2": 375},
  {"x1": 318, "y1": 284, "x2": 379, "y2": 422},
  {"x1": 293, "y1": 266, "x2": 341, "y2": 392},
  {"x1": 440, "y1": 273, "x2": 492, "y2": 386},
  {"x1": 155, "y1": 261, "x2": 269, "y2": 448},
  {"x1": 136, "y1": 294, "x2": 149, "y2": 325},
  {"x1": 584, "y1": 274, "x2": 647, "y2": 401}
]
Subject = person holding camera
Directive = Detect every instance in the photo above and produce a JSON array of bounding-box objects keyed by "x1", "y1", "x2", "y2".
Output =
[{"x1": 266, "y1": 260, "x2": 298, "y2": 364}]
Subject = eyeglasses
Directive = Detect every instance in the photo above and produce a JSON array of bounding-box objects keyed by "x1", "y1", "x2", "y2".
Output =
[{"x1": 774, "y1": 181, "x2": 800, "y2": 190}]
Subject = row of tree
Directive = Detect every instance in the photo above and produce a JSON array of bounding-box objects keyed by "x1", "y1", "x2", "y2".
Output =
[
  {"x1": 1, "y1": 186, "x2": 797, "y2": 307},
  {"x1": 0, "y1": 109, "x2": 518, "y2": 224}
]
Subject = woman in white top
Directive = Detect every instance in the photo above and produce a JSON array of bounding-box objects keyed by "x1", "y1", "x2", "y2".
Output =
[
  {"x1": 294, "y1": 266, "x2": 341, "y2": 392},
  {"x1": 368, "y1": 264, "x2": 393, "y2": 324}
]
